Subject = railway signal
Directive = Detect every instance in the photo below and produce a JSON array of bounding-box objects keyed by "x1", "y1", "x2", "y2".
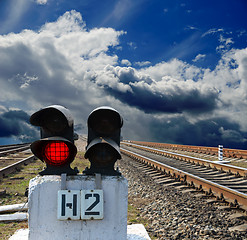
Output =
[
  {"x1": 30, "y1": 105, "x2": 78, "y2": 175},
  {"x1": 84, "y1": 106, "x2": 123, "y2": 176}
]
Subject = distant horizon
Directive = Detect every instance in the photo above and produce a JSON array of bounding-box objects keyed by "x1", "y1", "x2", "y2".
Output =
[{"x1": 1, "y1": 134, "x2": 246, "y2": 151}]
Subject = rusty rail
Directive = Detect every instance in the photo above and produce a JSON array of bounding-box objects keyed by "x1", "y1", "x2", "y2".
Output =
[
  {"x1": 122, "y1": 142, "x2": 247, "y2": 178},
  {"x1": 0, "y1": 155, "x2": 36, "y2": 178},
  {"x1": 124, "y1": 140, "x2": 247, "y2": 159},
  {"x1": 0, "y1": 143, "x2": 30, "y2": 151},
  {"x1": 0, "y1": 145, "x2": 31, "y2": 157},
  {"x1": 121, "y1": 148, "x2": 247, "y2": 211}
]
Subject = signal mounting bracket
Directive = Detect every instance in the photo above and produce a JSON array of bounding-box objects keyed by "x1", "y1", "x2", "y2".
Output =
[
  {"x1": 61, "y1": 173, "x2": 67, "y2": 190},
  {"x1": 95, "y1": 173, "x2": 102, "y2": 189}
]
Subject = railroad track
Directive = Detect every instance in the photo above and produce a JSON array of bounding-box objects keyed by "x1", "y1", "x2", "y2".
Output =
[
  {"x1": 121, "y1": 142, "x2": 247, "y2": 211},
  {"x1": 0, "y1": 143, "x2": 35, "y2": 179},
  {"x1": 0, "y1": 143, "x2": 30, "y2": 150},
  {"x1": 0, "y1": 143, "x2": 31, "y2": 157},
  {"x1": 124, "y1": 140, "x2": 247, "y2": 159}
]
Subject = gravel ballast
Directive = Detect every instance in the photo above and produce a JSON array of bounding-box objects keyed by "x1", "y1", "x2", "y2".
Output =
[{"x1": 118, "y1": 155, "x2": 247, "y2": 240}]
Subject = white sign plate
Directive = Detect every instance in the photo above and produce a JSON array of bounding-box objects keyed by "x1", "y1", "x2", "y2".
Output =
[
  {"x1": 81, "y1": 190, "x2": 104, "y2": 220},
  {"x1": 57, "y1": 190, "x2": 81, "y2": 220}
]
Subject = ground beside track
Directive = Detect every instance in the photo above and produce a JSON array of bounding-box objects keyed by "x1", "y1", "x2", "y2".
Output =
[{"x1": 118, "y1": 155, "x2": 247, "y2": 240}]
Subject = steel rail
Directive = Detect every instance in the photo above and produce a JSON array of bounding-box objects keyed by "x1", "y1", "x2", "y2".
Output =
[
  {"x1": 0, "y1": 145, "x2": 31, "y2": 157},
  {"x1": 121, "y1": 148, "x2": 247, "y2": 211},
  {"x1": 124, "y1": 140, "x2": 247, "y2": 159},
  {"x1": 0, "y1": 155, "x2": 36, "y2": 178},
  {"x1": 0, "y1": 143, "x2": 30, "y2": 151},
  {"x1": 122, "y1": 142, "x2": 247, "y2": 178}
]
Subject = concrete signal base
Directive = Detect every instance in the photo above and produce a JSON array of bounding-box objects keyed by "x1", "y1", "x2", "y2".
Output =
[
  {"x1": 10, "y1": 224, "x2": 151, "y2": 240},
  {"x1": 28, "y1": 175, "x2": 128, "y2": 240}
]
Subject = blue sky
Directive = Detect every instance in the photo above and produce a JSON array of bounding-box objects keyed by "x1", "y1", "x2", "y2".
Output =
[
  {"x1": 1, "y1": 0, "x2": 246, "y2": 67},
  {"x1": 0, "y1": 0, "x2": 247, "y2": 149}
]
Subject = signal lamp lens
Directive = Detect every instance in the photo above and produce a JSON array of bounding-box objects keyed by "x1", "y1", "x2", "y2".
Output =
[
  {"x1": 43, "y1": 141, "x2": 70, "y2": 166},
  {"x1": 87, "y1": 143, "x2": 118, "y2": 168}
]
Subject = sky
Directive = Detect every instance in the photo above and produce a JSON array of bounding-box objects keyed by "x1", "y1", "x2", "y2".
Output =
[{"x1": 0, "y1": 0, "x2": 247, "y2": 149}]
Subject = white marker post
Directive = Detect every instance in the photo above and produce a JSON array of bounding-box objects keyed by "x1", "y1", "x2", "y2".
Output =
[{"x1": 218, "y1": 145, "x2": 223, "y2": 161}]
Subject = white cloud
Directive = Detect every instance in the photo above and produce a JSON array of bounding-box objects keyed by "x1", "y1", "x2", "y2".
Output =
[
  {"x1": 135, "y1": 61, "x2": 151, "y2": 67},
  {"x1": 0, "y1": 10, "x2": 124, "y2": 115},
  {"x1": 36, "y1": 0, "x2": 48, "y2": 5},
  {"x1": 192, "y1": 54, "x2": 206, "y2": 62},
  {"x1": 0, "y1": 105, "x2": 7, "y2": 114},
  {"x1": 202, "y1": 28, "x2": 224, "y2": 37},
  {"x1": 219, "y1": 35, "x2": 234, "y2": 46},
  {"x1": 141, "y1": 58, "x2": 203, "y2": 82},
  {"x1": 186, "y1": 26, "x2": 198, "y2": 31},
  {"x1": 18, "y1": 73, "x2": 38, "y2": 89},
  {"x1": 216, "y1": 34, "x2": 234, "y2": 53},
  {"x1": 202, "y1": 29, "x2": 235, "y2": 54},
  {"x1": 121, "y1": 59, "x2": 132, "y2": 66},
  {"x1": 127, "y1": 42, "x2": 137, "y2": 50}
]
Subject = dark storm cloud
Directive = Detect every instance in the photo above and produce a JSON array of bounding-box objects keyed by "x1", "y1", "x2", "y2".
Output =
[
  {"x1": 147, "y1": 116, "x2": 247, "y2": 149},
  {"x1": 104, "y1": 84, "x2": 218, "y2": 114},
  {"x1": 0, "y1": 109, "x2": 39, "y2": 142},
  {"x1": 94, "y1": 66, "x2": 219, "y2": 114}
]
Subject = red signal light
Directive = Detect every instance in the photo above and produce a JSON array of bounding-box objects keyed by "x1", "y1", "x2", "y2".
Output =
[{"x1": 43, "y1": 141, "x2": 70, "y2": 166}]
